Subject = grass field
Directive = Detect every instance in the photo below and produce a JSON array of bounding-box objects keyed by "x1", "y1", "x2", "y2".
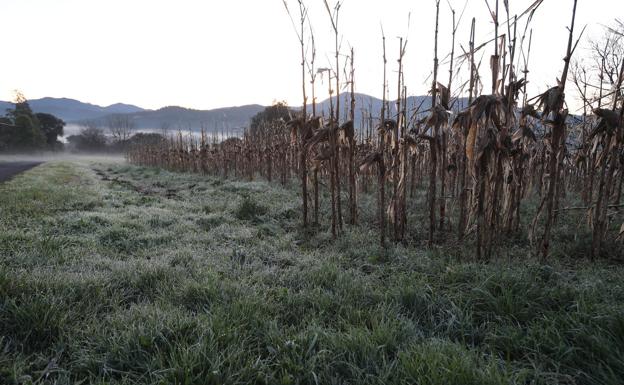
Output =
[{"x1": 1, "y1": 160, "x2": 623, "y2": 385}]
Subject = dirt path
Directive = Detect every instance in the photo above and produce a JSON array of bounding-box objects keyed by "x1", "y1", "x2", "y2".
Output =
[{"x1": 0, "y1": 161, "x2": 43, "y2": 182}]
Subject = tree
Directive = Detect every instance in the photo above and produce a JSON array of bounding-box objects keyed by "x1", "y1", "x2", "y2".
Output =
[
  {"x1": 249, "y1": 102, "x2": 295, "y2": 140},
  {"x1": 250, "y1": 102, "x2": 294, "y2": 132},
  {"x1": 159, "y1": 121, "x2": 172, "y2": 137},
  {"x1": 126, "y1": 132, "x2": 166, "y2": 147},
  {"x1": 35, "y1": 112, "x2": 65, "y2": 147},
  {"x1": 14, "y1": 114, "x2": 45, "y2": 148},
  {"x1": 0, "y1": 117, "x2": 16, "y2": 151},
  {"x1": 107, "y1": 114, "x2": 136, "y2": 143},
  {"x1": 4, "y1": 95, "x2": 45, "y2": 150},
  {"x1": 67, "y1": 122, "x2": 107, "y2": 152},
  {"x1": 0, "y1": 93, "x2": 65, "y2": 151}
]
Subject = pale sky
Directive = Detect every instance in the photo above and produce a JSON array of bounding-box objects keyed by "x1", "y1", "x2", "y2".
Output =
[{"x1": 0, "y1": 0, "x2": 621, "y2": 112}]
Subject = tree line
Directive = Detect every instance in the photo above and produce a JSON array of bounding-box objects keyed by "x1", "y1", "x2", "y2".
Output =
[
  {"x1": 0, "y1": 93, "x2": 167, "y2": 153},
  {"x1": 0, "y1": 93, "x2": 64, "y2": 151}
]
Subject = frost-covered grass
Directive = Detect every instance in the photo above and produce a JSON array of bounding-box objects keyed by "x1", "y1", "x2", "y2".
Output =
[{"x1": 0, "y1": 160, "x2": 623, "y2": 385}]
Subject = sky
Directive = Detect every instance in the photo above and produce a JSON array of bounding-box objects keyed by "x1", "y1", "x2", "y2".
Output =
[{"x1": 0, "y1": 0, "x2": 621, "y2": 112}]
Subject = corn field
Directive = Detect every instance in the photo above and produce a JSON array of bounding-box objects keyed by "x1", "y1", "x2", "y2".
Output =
[{"x1": 128, "y1": 0, "x2": 624, "y2": 259}]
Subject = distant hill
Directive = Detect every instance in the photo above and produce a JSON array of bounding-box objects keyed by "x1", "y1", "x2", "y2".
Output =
[
  {"x1": 1, "y1": 94, "x2": 475, "y2": 136},
  {"x1": 0, "y1": 97, "x2": 266, "y2": 135},
  {"x1": 312, "y1": 93, "x2": 471, "y2": 127},
  {"x1": 87, "y1": 104, "x2": 266, "y2": 134},
  {"x1": 0, "y1": 97, "x2": 145, "y2": 121}
]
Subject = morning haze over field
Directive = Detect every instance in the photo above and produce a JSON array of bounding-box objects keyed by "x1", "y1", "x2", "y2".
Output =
[{"x1": 1, "y1": 0, "x2": 624, "y2": 384}]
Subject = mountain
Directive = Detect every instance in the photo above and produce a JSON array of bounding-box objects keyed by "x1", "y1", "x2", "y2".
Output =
[
  {"x1": 1, "y1": 93, "x2": 474, "y2": 136},
  {"x1": 0, "y1": 97, "x2": 265, "y2": 135},
  {"x1": 312, "y1": 93, "x2": 471, "y2": 127},
  {"x1": 88, "y1": 104, "x2": 266, "y2": 133},
  {"x1": 0, "y1": 97, "x2": 145, "y2": 121}
]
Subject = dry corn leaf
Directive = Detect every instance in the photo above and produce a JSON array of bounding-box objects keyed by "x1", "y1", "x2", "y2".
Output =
[{"x1": 466, "y1": 121, "x2": 479, "y2": 162}]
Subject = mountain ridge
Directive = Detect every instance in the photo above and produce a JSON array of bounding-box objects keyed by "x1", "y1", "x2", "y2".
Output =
[
  {"x1": 1, "y1": 94, "x2": 467, "y2": 134},
  {"x1": 0, "y1": 97, "x2": 145, "y2": 121}
]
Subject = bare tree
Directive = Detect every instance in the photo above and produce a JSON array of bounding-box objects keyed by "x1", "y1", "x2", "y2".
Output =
[
  {"x1": 107, "y1": 114, "x2": 136, "y2": 143},
  {"x1": 160, "y1": 121, "x2": 172, "y2": 138}
]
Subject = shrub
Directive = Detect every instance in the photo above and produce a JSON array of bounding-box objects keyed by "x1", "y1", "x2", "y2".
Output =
[{"x1": 234, "y1": 195, "x2": 267, "y2": 221}]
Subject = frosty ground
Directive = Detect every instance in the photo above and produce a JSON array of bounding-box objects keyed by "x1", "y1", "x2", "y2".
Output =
[{"x1": 1, "y1": 160, "x2": 622, "y2": 385}]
